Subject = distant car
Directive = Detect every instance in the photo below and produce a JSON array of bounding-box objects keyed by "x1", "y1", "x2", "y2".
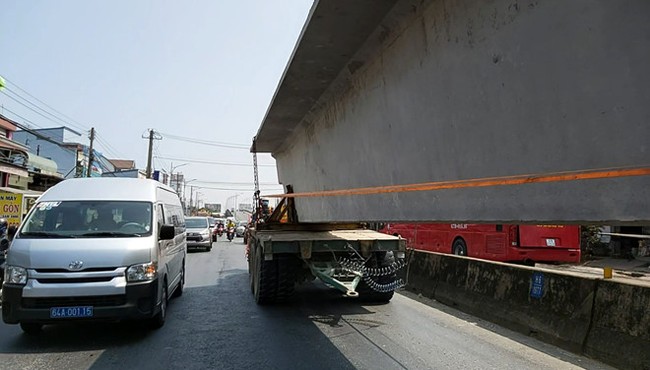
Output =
[
  {"x1": 235, "y1": 221, "x2": 248, "y2": 238},
  {"x1": 186, "y1": 216, "x2": 212, "y2": 252}
]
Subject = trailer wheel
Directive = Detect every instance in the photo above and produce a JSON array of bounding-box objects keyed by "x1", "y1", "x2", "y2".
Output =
[
  {"x1": 248, "y1": 242, "x2": 255, "y2": 294},
  {"x1": 275, "y1": 255, "x2": 298, "y2": 302},
  {"x1": 253, "y1": 243, "x2": 277, "y2": 304},
  {"x1": 358, "y1": 251, "x2": 396, "y2": 303}
]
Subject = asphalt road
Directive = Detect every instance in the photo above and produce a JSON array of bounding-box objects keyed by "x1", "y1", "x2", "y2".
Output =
[{"x1": 0, "y1": 238, "x2": 615, "y2": 370}]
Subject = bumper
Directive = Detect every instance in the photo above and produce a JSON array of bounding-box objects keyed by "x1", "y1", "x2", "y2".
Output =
[
  {"x1": 187, "y1": 239, "x2": 212, "y2": 248},
  {"x1": 2, "y1": 278, "x2": 161, "y2": 325},
  {"x1": 509, "y1": 247, "x2": 581, "y2": 263}
]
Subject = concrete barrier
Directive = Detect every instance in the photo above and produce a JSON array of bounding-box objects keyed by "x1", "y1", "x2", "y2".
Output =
[
  {"x1": 584, "y1": 280, "x2": 650, "y2": 369},
  {"x1": 405, "y1": 250, "x2": 649, "y2": 369}
]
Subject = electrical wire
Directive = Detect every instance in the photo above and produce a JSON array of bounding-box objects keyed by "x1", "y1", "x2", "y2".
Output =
[
  {"x1": 158, "y1": 131, "x2": 249, "y2": 149},
  {"x1": 0, "y1": 82, "x2": 124, "y2": 170},
  {"x1": 193, "y1": 180, "x2": 279, "y2": 185},
  {"x1": 154, "y1": 155, "x2": 275, "y2": 167},
  {"x1": 95, "y1": 133, "x2": 126, "y2": 160},
  {"x1": 1, "y1": 109, "x2": 114, "y2": 176},
  {"x1": 1, "y1": 89, "x2": 77, "y2": 131},
  {"x1": 2, "y1": 77, "x2": 90, "y2": 133},
  {"x1": 185, "y1": 184, "x2": 283, "y2": 191}
]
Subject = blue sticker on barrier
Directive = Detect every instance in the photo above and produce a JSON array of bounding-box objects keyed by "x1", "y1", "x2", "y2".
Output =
[{"x1": 530, "y1": 272, "x2": 544, "y2": 298}]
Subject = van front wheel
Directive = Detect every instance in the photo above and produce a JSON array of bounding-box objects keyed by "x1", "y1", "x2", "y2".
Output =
[
  {"x1": 20, "y1": 322, "x2": 43, "y2": 335},
  {"x1": 149, "y1": 283, "x2": 168, "y2": 329}
]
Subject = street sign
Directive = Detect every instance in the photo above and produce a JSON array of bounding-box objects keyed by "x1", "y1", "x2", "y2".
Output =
[
  {"x1": 530, "y1": 272, "x2": 544, "y2": 299},
  {"x1": 0, "y1": 192, "x2": 23, "y2": 225}
]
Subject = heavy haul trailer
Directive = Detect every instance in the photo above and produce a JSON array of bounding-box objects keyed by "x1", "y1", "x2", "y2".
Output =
[{"x1": 246, "y1": 198, "x2": 407, "y2": 304}]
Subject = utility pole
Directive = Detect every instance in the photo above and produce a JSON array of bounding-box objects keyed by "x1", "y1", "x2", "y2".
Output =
[
  {"x1": 169, "y1": 163, "x2": 174, "y2": 187},
  {"x1": 86, "y1": 127, "x2": 95, "y2": 177},
  {"x1": 189, "y1": 186, "x2": 194, "y2": 211},
  {"x1": 143, "y1": 129, "x2": 162, "y2": 179}
]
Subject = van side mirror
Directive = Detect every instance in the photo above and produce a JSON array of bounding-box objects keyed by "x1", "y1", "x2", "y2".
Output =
[{"x1": 159, "y1": 224, "x2": 175, "y2": 240}]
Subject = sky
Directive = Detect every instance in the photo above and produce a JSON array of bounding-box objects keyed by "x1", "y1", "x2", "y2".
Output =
[{"x1": 0, "y1": 0, "x2": 314, "y2": 210}]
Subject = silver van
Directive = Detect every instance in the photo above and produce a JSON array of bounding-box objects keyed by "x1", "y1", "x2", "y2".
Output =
[{"x1": 1, "y1": 178, "x2": 186, "y2": 333}]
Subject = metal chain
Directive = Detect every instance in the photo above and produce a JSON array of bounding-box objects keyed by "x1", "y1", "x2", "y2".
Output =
[
  {"x1": 252, "y1": 138, "x2": 259, "y2": 194},
  {"x1": 338, "y1": 257, "x2": 407, "y2": 277},
  {"x1": 252, "y1": 138, "x2": 261, "y2": 222},
  {"x1": 362, "y1": 276, "x2": 406, "y2": 293},
  {"x1": 338, "y1": 257, "x2": 407, "y2": 293}
]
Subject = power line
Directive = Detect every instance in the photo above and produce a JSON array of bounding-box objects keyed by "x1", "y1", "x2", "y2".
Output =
[
  {"x1": 1, "y1": 108, "x2": 72, "y2": 150},
  {"x1": 159, "y1": 131, "x2": 249, "y2": 149},
  {"x1": 0, "y1": 100, "x2": 45, "y2": 130},
  {"x1": 94, "y1": 133, "x2": 126, "y2": 159},
  {"x1": 1, "y1": 89, "x2": 77, "y2": 131},
  {"x1": 1, "y1": 109, "x2": 114, "y2": 177},
  {"x1": 154, "y1": 155, "x2": 275, "y2": 167},
  {"x1": 193, "y1": 180, "x2": 279, "y2": 186},
  {"x1": 0, "y1": 78, "x2": 123, "y2": 165},
  {"x1": 2, "y1": 77, "x2": 89, "y2": 133},
  {"x1": 188, "y1": 184, "x2": 283, "y2": 191}
]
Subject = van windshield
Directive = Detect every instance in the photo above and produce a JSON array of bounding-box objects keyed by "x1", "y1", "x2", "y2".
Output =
[
  {"x1": 186, "y1": 218, "x2": 209, "y2": 229},
  {"x1": 20, "y1": 201, "x2": 153, "y2": 238}
]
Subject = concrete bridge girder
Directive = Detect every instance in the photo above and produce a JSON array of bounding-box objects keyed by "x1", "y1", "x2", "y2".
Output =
[{"x1": 255, "y1": 0, "x2": 650, "y2": 224}]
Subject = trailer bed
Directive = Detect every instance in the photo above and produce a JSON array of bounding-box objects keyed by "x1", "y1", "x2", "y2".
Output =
[{"x1": 252, "y1": 229, "x2": 404, "y2": 254}]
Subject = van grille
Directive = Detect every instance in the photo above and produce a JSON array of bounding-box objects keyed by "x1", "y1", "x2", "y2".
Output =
[
  {"x1": 34, "y1": 267, "x2": 119, "y2": 273},
  {"x1": 22, "y1": 295, "x2": 127, "y2": 309},
  {"x1": 36, "y1": 277, "x2": 115, "y2": 284}
]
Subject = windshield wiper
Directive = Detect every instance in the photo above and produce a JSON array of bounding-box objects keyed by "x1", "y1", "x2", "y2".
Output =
[
  {"x1": 77, "y1": 231, "x2": 142, "y2": 237},
  {"x1": 20, "y1": 232, "x2": 76, "y2": 238}
]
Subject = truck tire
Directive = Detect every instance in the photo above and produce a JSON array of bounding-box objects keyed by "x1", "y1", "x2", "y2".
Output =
[
  {"x1": 275, "y1": 255, "x2": 298, "y2": 303},
  {"x1": 253, "y1": 243, "x2": 277, "y2": 304},
  {"x1": 357, "y1": 251, "x2": 396, "y2": 303},
  {"x1": 248, "y1": 242, "x2": 255, "y2": 294}
]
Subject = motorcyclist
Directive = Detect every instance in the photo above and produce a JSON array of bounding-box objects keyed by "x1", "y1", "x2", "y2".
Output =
[
  {"x1": 0, "y1": 218, "x2": 8, "y2": 239},
  {"x1": 226, "y1": 219, "x2": 236, "y2": 241},
  {"x1": 0, "y1": 218, "x2": 9, "y2": 301}
]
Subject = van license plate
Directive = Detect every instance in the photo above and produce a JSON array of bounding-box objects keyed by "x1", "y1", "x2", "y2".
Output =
[
  {"x1": 546, "y1": 239, "x2": 556, "y2": 247},
  {"x1": 50, "y1": 306, "x2": 93, "y2": 319}
]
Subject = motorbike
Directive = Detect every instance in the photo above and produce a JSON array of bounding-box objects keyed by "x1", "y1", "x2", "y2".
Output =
[
  {"x1": 0, "y1": 226, "x2": 15, "y2": 303},
  {"x1": 227, "y1": 226, "x2": 235, "y2": 242},
  {"x1": 217, "y1": 224, "x2": 224, "y2": 237},
  {"x1": 0, "y1": 239, "x2": 7, "y2": 295}
]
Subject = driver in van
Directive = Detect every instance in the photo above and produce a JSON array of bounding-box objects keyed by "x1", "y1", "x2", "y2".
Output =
[
  {"x1": 91, "y1": 208, "x2": 116, "y2": 231},
  {"x1": 56, "y1": 208, "x2": 83, "y2": 231},
  {"x1": 120, "y1": 206, "x2": 151, "y2": 230}
]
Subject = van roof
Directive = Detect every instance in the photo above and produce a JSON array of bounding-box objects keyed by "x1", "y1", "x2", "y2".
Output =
[{"x1": 39, "y1": 178, "x2": 177, "y2": 202}]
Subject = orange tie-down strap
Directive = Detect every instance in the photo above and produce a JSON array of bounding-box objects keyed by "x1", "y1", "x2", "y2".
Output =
[{"x1": 263, "y1": 165, "x2": 650, "y2": 198}]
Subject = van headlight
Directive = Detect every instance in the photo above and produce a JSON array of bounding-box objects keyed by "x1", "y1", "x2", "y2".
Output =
[
  {"x1": 5, "y1": 265, "x2": 28, "y2": 285},
  {"x1": 126, "y1": 262, "x2": 157, "y2": 282}
]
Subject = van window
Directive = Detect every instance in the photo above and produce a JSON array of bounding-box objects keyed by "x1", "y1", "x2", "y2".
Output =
[
  {"x1": 157, "y1": 204, "x2": 165, "y2": 230},
  {"x1": 20, "y1": 201, "x2": 153, "y2": 238}
]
